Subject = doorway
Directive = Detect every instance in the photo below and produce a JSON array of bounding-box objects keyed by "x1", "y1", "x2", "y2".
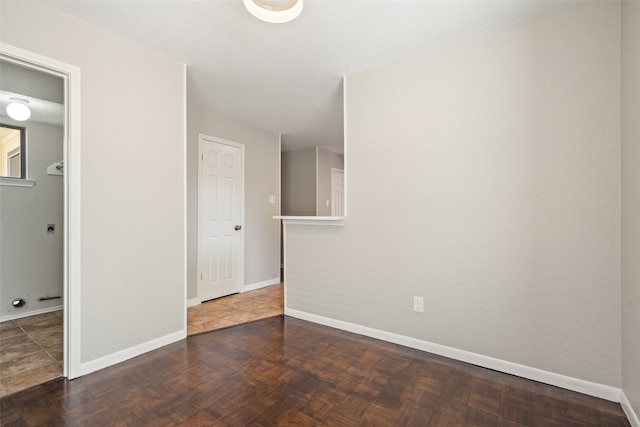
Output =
[
  {"x1": 0, "y1": 60, "x2": 64, "y2": 395},
  {"x1": 331, "y1": 167, "x2": 345, "y2": 216},
  {"x1": 197, "y1": 134, "x2": 245, "y2": 302},
  {"x1": 0, "y1": 43, "x2": 81, "y2": 390}
]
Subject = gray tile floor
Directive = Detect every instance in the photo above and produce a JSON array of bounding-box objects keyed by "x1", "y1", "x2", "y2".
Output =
[{"x1": 0, "y1": 310, "x2": 63, "y2": 397}]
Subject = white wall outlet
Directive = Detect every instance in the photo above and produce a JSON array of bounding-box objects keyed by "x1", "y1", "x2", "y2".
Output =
[
  {"x1": 269, "y1": 195, "x2": 276, "y2": 204},
  {"x1": 413, "y1": 296, "x2": 424, "y2": 313}
]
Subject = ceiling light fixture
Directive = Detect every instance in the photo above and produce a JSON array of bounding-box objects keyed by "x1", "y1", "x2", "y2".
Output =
[
  {"x1": 6, "y1": 97, "x2": 31, "y2": 121},
  {"x1": 243, "y1": 0, "x2": 303, "y2": 24}
]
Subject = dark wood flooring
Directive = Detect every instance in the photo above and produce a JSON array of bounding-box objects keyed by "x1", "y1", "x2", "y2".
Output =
[{"x1": 0, "y1": 316, "x2": 630, "y2": 426}]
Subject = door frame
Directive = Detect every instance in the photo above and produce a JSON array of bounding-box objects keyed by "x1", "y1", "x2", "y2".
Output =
[
  {"x1": 0, "y1": 43, "x2": 82, "y2": 379},
  {"x1": 197, "y1": 133, "x2": 245, "y2": 302}
]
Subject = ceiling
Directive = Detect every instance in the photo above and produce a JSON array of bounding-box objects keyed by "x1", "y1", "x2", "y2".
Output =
[
  {"x1": 43, "y1": 0, "x2": 570, "y2": 153},
  {"x1": 0, "y1": 91, "x2": 65, "y2": 127},
  {"x1": 0, "y1": 58, "x2": 65, "y2": 126}
]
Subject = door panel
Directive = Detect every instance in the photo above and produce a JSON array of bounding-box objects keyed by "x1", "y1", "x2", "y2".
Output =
[{"x1": 199, "y1": 138, "x2": 244, "y2": 302}]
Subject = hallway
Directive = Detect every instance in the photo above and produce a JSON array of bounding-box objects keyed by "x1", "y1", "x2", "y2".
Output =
[{"x1": 187, "y1": 283, "x2": 283, "y2": 335}]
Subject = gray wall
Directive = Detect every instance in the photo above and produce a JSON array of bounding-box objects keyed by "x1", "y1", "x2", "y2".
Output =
[
  {"x1": 281, "y1": 147, "x2": 344, "y2": 216},
  {"x1": 1, "y1": 1, "x2": 186, "y2": 364},
  {"x1": 1, "y1": 60, "x2": 64, "y2": 103},
  {"x1": 622, "y1": 0, "x2": 640, "y2": 419},
  {"x1": 281, "y1": 147, "x2": 316, "y2": 215},
  {"x1": 316, "y1": 148, "x2": 344, "y2": 216},
  {"x1": 187, "y1": 104, "x2": 281, "y2": 300},
  {"x1": 0, "y1": 120, "x2": 63, "y2": 319},
  {"x1": 285, "y1": 1, "x2": 622, "y2": 389}
]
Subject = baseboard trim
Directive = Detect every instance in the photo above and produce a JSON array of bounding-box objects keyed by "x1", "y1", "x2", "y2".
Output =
[
  {"x1": 186, "y1": 297, "x2": 200, "y2": 308},
  {"x1": 0, "y1": 305, "x2": 63, "y2": 323},
  {"x1": 622, "y1": 390, "x2": 640, "y2": 427},
  {"x1": 242, "y1": 277, "x2": 280, "y2": 293},
  {"x1": 190, "y1": 278, "x2": 280, "y2": 306},
  {"x1": 80, "y1": 330, "x2": 185, "y2": 376},
  {"x1": 285, "y1": 308, "x2": 621, "y2": 403}
]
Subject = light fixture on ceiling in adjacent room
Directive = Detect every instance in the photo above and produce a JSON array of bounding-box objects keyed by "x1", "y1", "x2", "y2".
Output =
[
  {"x1": 6, "y1": 97, "x2": 31, "y2": 121},
  {"x1": 243, "y1": 0, "x2": 303, "y2": 24}
]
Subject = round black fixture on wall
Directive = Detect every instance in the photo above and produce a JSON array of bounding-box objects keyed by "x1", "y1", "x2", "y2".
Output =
[{"x1": 12, "y1": 298, "x2": 26, "y2": 308}]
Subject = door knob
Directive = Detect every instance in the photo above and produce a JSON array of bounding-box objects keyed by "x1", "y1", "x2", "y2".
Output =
[{"x1": 235, "y1": 225, "x2": 242, "y2": 231}]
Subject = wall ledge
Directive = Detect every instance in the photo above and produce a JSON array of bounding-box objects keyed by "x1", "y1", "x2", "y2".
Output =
[
  {"x1": 0, "y1": 178, "x2": 35, "y2": 187},
  {"x1": 273, "y1": 216, "x2": 344, "y2": 226}
]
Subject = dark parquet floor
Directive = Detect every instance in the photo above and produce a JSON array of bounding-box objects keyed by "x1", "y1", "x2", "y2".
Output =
[{"x1": 0, "y1": 316, "x2": 631, "y2": 426}]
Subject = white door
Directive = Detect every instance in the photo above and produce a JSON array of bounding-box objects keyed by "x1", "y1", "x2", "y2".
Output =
[
  {"x1": 198, "y1": 136, "x2": 244, "y2": 302},
  {"x1": 331, "y1": 168, "x2": 344, "y2": 216}
]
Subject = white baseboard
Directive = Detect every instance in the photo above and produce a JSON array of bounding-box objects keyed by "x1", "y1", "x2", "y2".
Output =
[
  {"x1": 189, "y1": 278, "x2": 280, "y2": 306},
  {"x1": 622, "y1": 390, "x2": 640, "y2": 427},
  {"x1": 81, "y1": 329, "x2": 185, "y2": 376},
  {"x1": 242, "y1": 277, "x2": 280, "y2": 293},
  {"x1": 0, "y1": 305, "x2": 63, "y2": 323},
  {"x1": 285, "y1": 308, "x2": 621, "y2": 403}
]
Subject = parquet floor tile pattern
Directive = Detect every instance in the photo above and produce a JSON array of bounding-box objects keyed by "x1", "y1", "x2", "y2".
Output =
[{"x1": 0, "y1": 316, "x2": 630, "y2": 426}]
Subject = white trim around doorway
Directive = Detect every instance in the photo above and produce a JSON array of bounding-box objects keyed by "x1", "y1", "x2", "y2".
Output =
[{"x1": 0, "y1": 42, "x2": 82, "y2": 380}]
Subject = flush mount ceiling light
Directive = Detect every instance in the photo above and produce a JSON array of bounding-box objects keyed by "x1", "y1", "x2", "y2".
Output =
[
  {"x1": 243, "y1": 0, "x2": 303, "y2": 23},
  {"x1": 6, "y1": 97, "x2": 31, "y2": 121}
]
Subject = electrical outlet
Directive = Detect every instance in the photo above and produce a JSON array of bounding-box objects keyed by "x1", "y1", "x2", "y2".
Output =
[{"x1": 413, "y1": 296, "x2": 424, "y2": 313}]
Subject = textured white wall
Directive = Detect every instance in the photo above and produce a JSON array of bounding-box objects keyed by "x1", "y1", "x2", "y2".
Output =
[
  {"x1": 186, "y1": 105, "x2": 281, "y2": 298},
  {"x1": 1, "y1": 1, "x2": 186, "y2": 363},
  {"x1": 622, "y1": 0, "x2": 640, "y2": 420},
  {"x1": 285, "y1": 1, "x2": 622, "y2": 388}
]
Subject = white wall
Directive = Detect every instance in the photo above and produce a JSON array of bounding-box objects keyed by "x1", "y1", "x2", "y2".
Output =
[
  {"x1": 281, "y1": 147, "x2": 316, "y2": 215},
  {"x1": 1, "y1": 1, "x2": 185, "y2": 364},
  {"x1": 622, "y1": 0, "x2": 640, "y2": 421},
  {"x1": 285, "y1": 0, "x2": 622, "y2": 391},
  {"x1": 187, "y1": 104, "x2": 281, "y2": 299},
  {"x1": 0, "y1": 119, "x2": 63, "y2": 319},
  {"x1": 316, "y1": 148, "x2": 344, "y2": 216}
]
